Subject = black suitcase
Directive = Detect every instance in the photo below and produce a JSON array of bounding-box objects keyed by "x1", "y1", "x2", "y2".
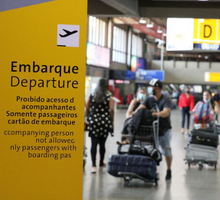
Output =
[
  {"x1": 190, "y1": 130, "x2": 219, "y2": 148},
  {"x1": 107, "y1": 154, "x2": 157, "y2": 180}
]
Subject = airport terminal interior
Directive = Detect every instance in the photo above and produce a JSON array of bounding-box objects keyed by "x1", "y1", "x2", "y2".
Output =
[{"x1": 83, "y1": 0, "x2": 220, "y2": 199}]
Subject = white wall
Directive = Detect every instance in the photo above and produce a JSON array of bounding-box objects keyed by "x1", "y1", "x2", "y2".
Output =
[{"x1": 151, "y1": 60, "x2": 220, "y2": 84}]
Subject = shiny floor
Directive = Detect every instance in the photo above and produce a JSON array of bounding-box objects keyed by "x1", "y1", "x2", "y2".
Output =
[{"x1": 83, "y1": 109, "x2": 220, "y2": 200}]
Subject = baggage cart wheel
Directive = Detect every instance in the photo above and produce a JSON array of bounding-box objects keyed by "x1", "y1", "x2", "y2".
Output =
[
  {"x1": 124, "y1": 176, "x2": 131, "y2": 187},
  {"x1": 124, "y1": 180, "x2": 130, "y2": 187},
  {"x1": 198, "y1": 164, "x2": 203, "y2": 171}
]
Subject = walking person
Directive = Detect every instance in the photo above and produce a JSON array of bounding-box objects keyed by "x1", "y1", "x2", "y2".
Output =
[
  {"x1": 86, "y1": 79, "x2": 114, "y2": 174},
  {"x1": 135, "y1": 79, "x2": 173, "y2": 180},
  {"x1": 178, "y1": 87, "x2": 194, "y2": 135}
]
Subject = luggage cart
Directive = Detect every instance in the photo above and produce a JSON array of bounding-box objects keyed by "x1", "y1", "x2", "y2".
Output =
[
  {"x1": 116, "y1": 119, "x2": 160, "y2": 186},
  {"x1": 184, "y1": 113, "x2": 219, "y2": 170},
  {"x1": 185, "y1": 144, "x2": 218, "y2": 171}
]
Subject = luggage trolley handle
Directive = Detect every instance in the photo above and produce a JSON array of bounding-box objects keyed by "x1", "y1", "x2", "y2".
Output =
[
  {"x1": 152, "y1": 120, "x2": 159, "y2": 149},
  {"x1": 153, "y1": 104, "x2": 160, "y2": 149},
  {"x1": 213, "y1": 113, "x2": 219, "y2": 135}
]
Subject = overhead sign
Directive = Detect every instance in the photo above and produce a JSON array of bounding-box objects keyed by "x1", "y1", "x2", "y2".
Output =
[
  {"x1": 136, "y1": 70, "x2": 164, "y2": 81},
  {"x1": 205, "y1": 72, "x2": 220, "y2": 82},
  {"x1": 0, "y1": 0, "x2": 87, "y2": 200},
  {"x1": 194, "y1": 19, "x2": 220, "y2": 44},
  {"x1": 166, "y1": 18, "x2": 194, "y2": 51},
  {"x1": 125, "y1": 70, "x2": 136, "y2": 80},
  {"x1": 194, "y1": 43, "x2": 220, "y2": 51}
]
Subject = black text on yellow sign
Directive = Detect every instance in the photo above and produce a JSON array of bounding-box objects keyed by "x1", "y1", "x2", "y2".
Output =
[
  {"x1": 194, "y1": 19, "x2": 220, "y2": 44},
  {"x1": 11, "y1": 61, "x2": 79, "y2": 91}
]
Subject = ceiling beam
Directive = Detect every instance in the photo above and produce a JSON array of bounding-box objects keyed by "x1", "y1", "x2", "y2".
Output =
[
  {"x1": 101, "y1": 0, "x2": 139, "y2": 17},
  {"x1": 139, "y1": 1, "x2": 220, "y2": 18},
  {"x1": 88, "y1": 0, "x2": 124, "y2": 16}
]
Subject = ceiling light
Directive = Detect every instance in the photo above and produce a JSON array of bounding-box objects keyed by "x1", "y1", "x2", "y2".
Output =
[
  {"x1": 146, "y1": 20, "x2": 154, "y2": 28},
  {"x1": 146, "y1": 23, "x2": 154, "y2": 28},
  {"x1": 139, "y1": 18, "x2": 146, "y2": 24}
]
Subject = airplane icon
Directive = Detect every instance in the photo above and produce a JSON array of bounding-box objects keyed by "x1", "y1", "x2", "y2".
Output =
[{"x1": 59, "y1": 29, "x2": 78, "y2": 37}]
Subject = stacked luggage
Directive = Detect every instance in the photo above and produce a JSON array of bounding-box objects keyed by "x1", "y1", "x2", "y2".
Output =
[
  {"x1": 107, "y1": 108, "x2": 162, "y2": 186},
  {"x1": 185, "y1": 111, "x2": 219, "y2": 170}
]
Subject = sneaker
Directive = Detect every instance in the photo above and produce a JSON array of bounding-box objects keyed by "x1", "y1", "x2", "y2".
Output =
[
  {"x1": 99, "y1": 161, "x2": 107, "y2": 168},
  {"x1": 91, "y1": 167, "x2": 97, "y2": 174},
  {"x1": 165, "y1": 170, "x2": 172, "y2": 180}
]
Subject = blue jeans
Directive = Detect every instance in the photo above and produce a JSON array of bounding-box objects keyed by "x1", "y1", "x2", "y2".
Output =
[
  {"x1": 159, "y1": 129, "x2": 172, "y2": 157},
  {"x1": 181, "y1": 107, "x2": 190, "y2": 129}
]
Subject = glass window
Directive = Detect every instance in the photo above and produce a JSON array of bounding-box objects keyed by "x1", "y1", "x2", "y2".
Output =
[
  {"x1": 107, "y1": 20, "x2": 112, "y2": 49},
  {"x1": 132, "y1": 34, "x2": 143, "y2": 57},
  {"x1": 127, "y1": 28, "x2": 132, "y2": 66},
  {"x1": 112, "y1": 26, "x2": 127, "y2": 64},
  {"x1": 88, "y1": 16, "x2": 106, "y2": 47}
]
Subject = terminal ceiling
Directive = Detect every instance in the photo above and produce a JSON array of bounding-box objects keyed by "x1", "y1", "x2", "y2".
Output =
[
  {"x1": 88, "y1": 0, "x2": 220, "y2": 18},
  {"x1": 88, "y1": 0, "x2": 220, "y2": 61}
]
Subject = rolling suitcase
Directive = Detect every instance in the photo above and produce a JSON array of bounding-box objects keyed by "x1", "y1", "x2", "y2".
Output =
[
  {"x1": 107, "y1": 154, "x2": 158, "y2": 185},
  {"x1": 185, "y1": 144, "x2": 218, "y2": 170},
  {"x1": 190, "y1": 129, "x2": 219, "y2": 148}
]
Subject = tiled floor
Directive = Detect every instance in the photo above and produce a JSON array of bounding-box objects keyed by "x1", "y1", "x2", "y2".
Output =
[{"x1": 83, "y1": 109, "x2": 220, "y2": 200}]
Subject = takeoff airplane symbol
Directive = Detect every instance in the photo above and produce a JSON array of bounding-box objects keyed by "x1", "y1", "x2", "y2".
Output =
[{"x1": 59, "y1": 29, "x2": 78, "y2": 37}]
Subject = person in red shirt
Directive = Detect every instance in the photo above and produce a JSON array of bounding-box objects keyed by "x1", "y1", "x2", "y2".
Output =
[{"x1": 178, "y1": 87, "x2": 195, "y2": 135}]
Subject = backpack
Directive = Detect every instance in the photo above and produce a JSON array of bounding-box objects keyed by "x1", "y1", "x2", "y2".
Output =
[
  {"x1": 194, "y1": 101, "x2": 214, "y2": 128},
  {"x1": 131, "y1": 108, "x2": 155, "y2": 132}
]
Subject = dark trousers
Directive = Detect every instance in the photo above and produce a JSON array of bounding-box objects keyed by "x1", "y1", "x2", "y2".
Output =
[
  {"x1": 91, "y1": 136, "x2": 108, "y2": 167},
  {"x1": 181, "y1": 107, "x2": 190, "y2": 129}
]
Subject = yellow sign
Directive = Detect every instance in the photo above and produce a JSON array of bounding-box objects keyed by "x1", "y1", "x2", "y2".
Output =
[
  {"x1": 205, "y1": 72, "x2": 220, "y2": 82},
  {"x1": 194, "y1": 19, "x2": 220, "y2": 44},
  {"x1": 0, "y1": 1, "x2": 87, "y2": 200}
]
